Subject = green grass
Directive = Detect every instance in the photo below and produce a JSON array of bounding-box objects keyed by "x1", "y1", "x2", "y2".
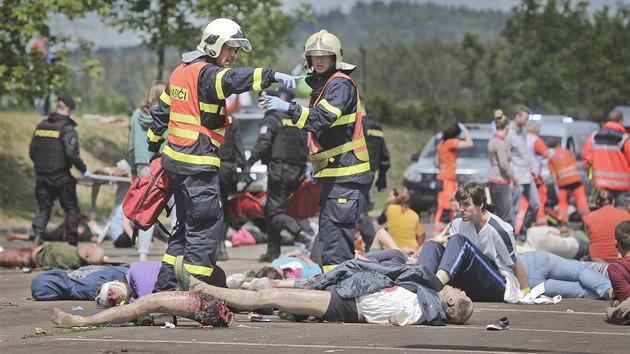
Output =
[
  {"x1": 0, "y1": 111, "x2": 432, "y2": 228},
  {"x1": 0, "y1": 111, "x2": 130, "y2": 229}
]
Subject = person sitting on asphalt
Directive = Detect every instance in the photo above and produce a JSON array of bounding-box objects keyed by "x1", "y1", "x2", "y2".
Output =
[
  {"x1": 0, "y1": 243, "x2": 105, "y2": 270},
  {"x1": 609, "y1": 221, "x2": 630, "y2": 304},
  {"x1": 605, "y1": 221, "x2": 630, "y2": 325},
  {"x1": 373, "y1": 186, "x2": 424, "y2": 253},
  {"x1": 584, "y1": 189, "x2": 630, "y2": 263},
  {"x1": 416, "y1": 181, "x2": 530, "y2": 303},
  {"x1": 51, "y1": 258, "x2": 473, "y2": 328}
]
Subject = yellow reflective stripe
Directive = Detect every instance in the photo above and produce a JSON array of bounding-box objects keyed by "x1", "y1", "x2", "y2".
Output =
[
  {"x1": 147, "y1": 129, "x2": 163, "y2": 143},
  {"x1": 184, "y1": 262, "x2": 214, "y2": 277},
  {"x1": 252, "y1": 68, "x2": 263, "y2": 91},
  {"x1": 296, "y1": 106, "x2": 309, "y2": 129},
  {"x1": 338, "y1": 198, "x2": 347, "y2": 204},
  {"x1": 310, "y1": 138, "x2": 366, "y2": 161},
  {"x1": 215, "y1": 68, "x2": 231, "y2": 100},
  {"x1": 199, "y1": 102, "x2": 221, "y2": 114},
  {"x1": 160, "y1": 91, "x2": 171, "y2": 105},
  {"x1": 314, "y1": 161, "x2": 371, "y2": 178},
  {"x1": 163, "y1": 145, "x2": 221, "y2": 166},
  {"x1": 367, "y1": 129, "x2": 384, "y2": 137},
  {"x1": 162, "y1": 253, "x2": 177, "y2": 265},
  {"x1": 330, "y1": 112, "x2": 356, "y2": 127},
  {"x1": 169, "y1": 126, "x2": 198, "y2": 140},
  {"x1": 319, "y1": 99, "x2": 342, "y2": 119},
  {"x1": 171, "y1": 112, "x2": 200, "y2": 124},
  {"x1": 323, "y1": 264, "x2": 338, "y2": 273}
]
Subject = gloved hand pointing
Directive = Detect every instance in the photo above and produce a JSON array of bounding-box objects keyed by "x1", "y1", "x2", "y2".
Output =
[
  {"x1": 262, "y1": 95, "x2": 290, "y2": 113},
  {"x1": 273, "y1": 72, "x2": 303, "y2": 91}
]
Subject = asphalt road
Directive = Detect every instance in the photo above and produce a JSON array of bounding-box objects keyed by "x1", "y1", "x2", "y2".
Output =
[{"x1": 0, "y1": 236, "x2": 628, "y2": 354}]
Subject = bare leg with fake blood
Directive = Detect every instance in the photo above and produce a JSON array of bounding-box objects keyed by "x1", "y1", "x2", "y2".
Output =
[{"x1": 51, "y1": 291, "x2": 234, "y2": 327}]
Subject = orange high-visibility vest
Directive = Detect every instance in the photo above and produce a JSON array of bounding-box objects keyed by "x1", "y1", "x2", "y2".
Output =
[
  {"x1": 591, "y1": 128, "x2": 630, "y2": 191},
  {"x1": 307, "y1": 72, "x2": 369, "y2": 178},
  {"x1": 164, "y1": 61, "x2": 228, "y2": 167},
  {"x1": 548, "y1": 147, "x2": 582, "y2": 187}
]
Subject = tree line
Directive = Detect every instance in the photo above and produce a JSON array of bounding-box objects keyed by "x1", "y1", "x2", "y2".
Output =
[{"x1": 1, "y1": 0, "x2": 628, "y2": 131}]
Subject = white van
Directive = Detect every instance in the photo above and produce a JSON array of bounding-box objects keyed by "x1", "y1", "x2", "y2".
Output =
[{"x1": 530, "y1": 115, "x2": 600, "y2": 161}]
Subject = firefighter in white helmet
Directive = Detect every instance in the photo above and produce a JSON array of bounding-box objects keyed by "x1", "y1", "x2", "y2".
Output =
[
  {"x1": 148, "y1": 18, "x2": 300, "y2": 291},
  {"x1": 261, "y1": 29, "x2": 372, "y2": 272}
]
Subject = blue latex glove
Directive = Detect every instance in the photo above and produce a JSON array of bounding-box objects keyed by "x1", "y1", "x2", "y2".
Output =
[
  {"x1": 83, "y1": 171, "x2": 91, "y2": 178},
  {"x1": 273, "y1": 72, "x2": 302, "y2": 91},
  {"x1": 263, "y1": 95, "x2": 290, "y2": 113}
]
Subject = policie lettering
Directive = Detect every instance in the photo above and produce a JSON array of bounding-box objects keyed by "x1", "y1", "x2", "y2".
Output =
[
  {"x1": 34, "y1": 129, "x2": 61, "y2": 138},
  {"x1": 170, "y1": 85, "x2": 189, "y2": 101}
]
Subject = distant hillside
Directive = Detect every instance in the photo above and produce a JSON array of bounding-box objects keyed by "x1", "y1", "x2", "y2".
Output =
[{"x1": 293, "y1": 2, "x2": 509, "y2": 50}]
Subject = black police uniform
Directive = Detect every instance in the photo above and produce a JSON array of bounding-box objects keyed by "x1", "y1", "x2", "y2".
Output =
[
  {"x1": 217, "y1": 117, "x2": 246, "y2": 260},
  {"x1": 357, "y1": 114, "x2": 391, "y2": 250},
  {"x1": 245, "y1": 102, "x2": 309, "y2": 261},
  {"x1": 29, "y1": 112, "x2": 87, "y2": 246}
]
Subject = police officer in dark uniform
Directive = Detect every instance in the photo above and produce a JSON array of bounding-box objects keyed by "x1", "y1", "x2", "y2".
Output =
[
  {"x1": 29, "y1": 95, "x2": 89, "y2": 246},
  {"x1": 147, "y1": 18, "x2": 298, "y2": 291},
  {"x1": 217, "y1": 116, "x2": 246, "y2": 261},
  {"x1": 357, "y1": 101, "x2": 391, "y2": 250},
  {"x1": 262, "y1": 30, "x2": 372, "y2": 272},
  {"x1": 242, "y1": 87, "x2": 313, "y2": 262}
]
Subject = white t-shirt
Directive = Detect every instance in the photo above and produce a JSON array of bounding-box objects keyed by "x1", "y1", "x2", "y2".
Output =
[
  {"x1": 450, "y1": 212, "x2": 519, "y2": 301},
  {"x1": 356, "y1": 286, "x2": 425, "y2": 325}
]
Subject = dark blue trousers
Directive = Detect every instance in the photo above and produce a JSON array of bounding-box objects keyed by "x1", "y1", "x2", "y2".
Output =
[{"x1": 417, "y1": 234, "x2": 505, "y2": 302}]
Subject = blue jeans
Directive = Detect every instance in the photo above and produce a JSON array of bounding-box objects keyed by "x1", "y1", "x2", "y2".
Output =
[
  {"x1": 417, "y1": 234, "x2": 506, "y2": 302},
  {"x1": 519, "y1": 251, "x2": 611, "y2": 299},
  {"x1": 512, "y1": 182, "x2": 540, "y2": 228}
]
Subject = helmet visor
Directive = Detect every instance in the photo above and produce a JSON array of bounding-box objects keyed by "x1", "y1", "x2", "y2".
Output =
[
  {"x1": 225, "y1": 38, "x2": 252, "y2": 52},
  {"x1": 305, "y1": 49, "x2": 334, "y2": 57}
]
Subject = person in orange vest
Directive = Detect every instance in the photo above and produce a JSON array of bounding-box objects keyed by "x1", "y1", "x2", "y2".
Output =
[
  {"x1": 261, "y1": 30, "x2": 372, "y2": 272},
  {"x1": 432, "y1": 122, "x2": 473, "y2": 235},
  {"x1": 514, "y1": 122, "x2": 550, "y2": 236},
  {"x1": 582, "y1": 109, "x2": 630, "y2": 211},
  {"x1": 547, "y1": 138, "x2": 590, "y2": 223},
  {"x1": 146, "y1": 18, "x2": 300, "y2": 291}
]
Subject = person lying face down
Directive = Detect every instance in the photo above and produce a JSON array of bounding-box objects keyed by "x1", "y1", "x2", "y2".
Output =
[{"x1": 52, "y1": 275, "x2": 473, "y2": 327}]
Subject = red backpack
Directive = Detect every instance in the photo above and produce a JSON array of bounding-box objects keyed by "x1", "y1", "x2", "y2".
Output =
[{"x1": 122, "y1": 156, "x2": 172, "y2": 230}]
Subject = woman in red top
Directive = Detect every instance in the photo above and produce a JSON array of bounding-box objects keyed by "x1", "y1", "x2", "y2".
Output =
[
  {"x1": 584, "y1": 190, "x2": 630, "y2": 262},
  {"x1": 432, "y1": 122, "x2": 473, "y2": 235}
]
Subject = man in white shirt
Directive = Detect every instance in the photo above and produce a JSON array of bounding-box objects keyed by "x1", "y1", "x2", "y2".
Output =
[{"x1": 417, "y1": 182, "x2": 530, "y2": 302}]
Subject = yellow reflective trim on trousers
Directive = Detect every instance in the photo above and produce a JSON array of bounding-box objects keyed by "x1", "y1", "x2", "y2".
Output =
[
  {"x1": 319, "y1": 99, "x2": 342, "y2": 119},
  {"x1": 330, "y1": 112, "x2": 356, "y2": 127},
  {"x1": 323, "y1": 264, "x2": 338, "y2": 273},
  {"x1": 160, "y1": 91, "x2": 171, "y2": 105},
  {"x1": 147, "y1": 129, "x2": 163, "y2": 143},
  {"x1": 184, "y1": 262, "x2": 214, "y2": 277},
  {"x1": 199, "y1": 102, "x2": 222, "y2": 114},
  {"x1": 169, "y1": 126, "x2": 199, "y2": 140},
  {"x1": 216, "y1": 68, "x2": 231, "y2": 100},
  {"x1": 252, "y1": 68, "x2": 263, "y2": 91},
  {"x1": 171, "y1": 112, "x2": 200, "y2": 124},
  {"x1": 314, "y1": 161, "x2": 371, "y2": 178},
  {"x1": 296, "y1": 106, "x2": 309, "y2": 128},
  {"x1": 310, "y1": 138, "x2": 366, "y2": 161},
  {"x1": 163, "y1": 145, "x2": 221, "y2": 166},
  {"x1": 162, "y1": 253, "x2": 177, "y2": 265}
]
